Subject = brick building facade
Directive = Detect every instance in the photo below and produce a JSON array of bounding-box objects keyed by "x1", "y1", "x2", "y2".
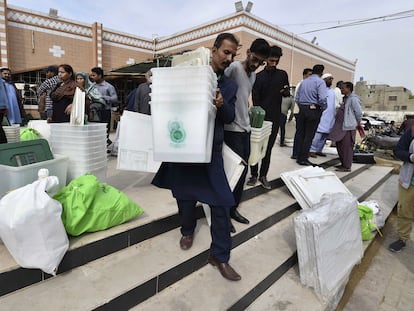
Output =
[{"x1": 0, "y1": 1, "x2": 355, "y2": 108}]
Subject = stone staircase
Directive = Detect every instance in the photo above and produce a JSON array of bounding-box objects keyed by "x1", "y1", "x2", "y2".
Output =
[{"x1": 0, "y1": 146, "x2": 399, "y2": 310}]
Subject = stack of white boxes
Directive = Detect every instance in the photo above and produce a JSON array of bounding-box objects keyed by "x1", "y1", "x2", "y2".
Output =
[
  {"x1": 248, "y1": 120, "x2": 272, "y2": 165},
  {"x1": 150, "y1": 65, "x2": 217, "y2": 163},
  {"x1": 49, "y1": 123, "x2": 107, "y2": 181},
  {"x1": 3, "y1": 124, "x2": 20, "y2": 143}
]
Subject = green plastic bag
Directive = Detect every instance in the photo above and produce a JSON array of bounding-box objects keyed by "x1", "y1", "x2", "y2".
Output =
[
  {"x1": 53, "y1": 174, "x2": 144, "y2": 236},
  {"x1": 358, "y1": 204, "x2": 375, "y2": 241},
  {"x1": 20, "y1": 128, "x2": 40, "y2": 141}
]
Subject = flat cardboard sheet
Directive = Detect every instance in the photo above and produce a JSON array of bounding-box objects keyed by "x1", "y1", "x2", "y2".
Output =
[
  {"x1": 117, "y1": 111, "x2": 161, "y2": 173},
  {"x1": 281, "y1": 166, "x2": 353, "y2": 209}
]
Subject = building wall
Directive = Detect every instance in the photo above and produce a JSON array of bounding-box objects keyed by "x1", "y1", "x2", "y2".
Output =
[
  {"x1": 154, "y1": 13, "x2": 354, "y2": 86},
  {"x1": 355, "y1": 81, "x2": 414, "y2": 113},
  {"x1": 2, "y1": 4, "x2": 354, "y2": 92}
]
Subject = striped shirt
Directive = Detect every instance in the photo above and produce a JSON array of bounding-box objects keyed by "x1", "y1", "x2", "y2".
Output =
[{"x1": 37, "y1": 75, "x2": 61, "y2": 111}]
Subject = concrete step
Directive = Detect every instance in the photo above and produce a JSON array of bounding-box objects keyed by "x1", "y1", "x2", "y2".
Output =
[
  {"x1": 0, "y1": 154, "x2": 342, "y2": 297},
  {"x1": 131, "y1": 166, "x2": 396, "y2": 311},
  {"x1": 0, "y1": 164, "x2": 394, "y2": 310},
  {"x1": 245, "y1": 174, "x2": 399, "y2": 311},
  {"x1": 0, "y1": 167, "x2": 305, "y2": 310}
]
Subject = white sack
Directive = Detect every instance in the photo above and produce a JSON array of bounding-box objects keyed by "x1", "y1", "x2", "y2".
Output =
[{"x1": 0, "y1": 176, "x2": 69, "y2": 275}]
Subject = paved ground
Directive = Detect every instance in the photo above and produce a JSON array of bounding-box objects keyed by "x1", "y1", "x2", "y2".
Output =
[{"x1": 341, "y1": 212, "x2": 414, "y2": 311}]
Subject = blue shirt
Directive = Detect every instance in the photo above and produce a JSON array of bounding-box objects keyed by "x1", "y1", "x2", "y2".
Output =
[
  {"x1": 295, "y1": 74, "x2": 327, "y2": 109},
  {"x1": 0, "y1": 79, "x2": 8, "y2": 110}
]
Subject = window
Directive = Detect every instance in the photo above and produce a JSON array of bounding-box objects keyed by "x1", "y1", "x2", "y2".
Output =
[
  {"x1": 401, "y1": 106, "x2": 407, "y2": 111},
  {"x1": 388, "y1": 95, "x2": 397, "y2": 101},
  {"x1": 393, "y1": 106, "x2": 400, "y2": 111}
]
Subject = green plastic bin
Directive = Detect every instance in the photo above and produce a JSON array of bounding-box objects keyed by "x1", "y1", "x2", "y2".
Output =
[
  {"x1": 0, "y1": 139, "x2": 54, "y2": 167},
  {"x1": 249, "y1": 106, "x2": 266, "y2": 128}
]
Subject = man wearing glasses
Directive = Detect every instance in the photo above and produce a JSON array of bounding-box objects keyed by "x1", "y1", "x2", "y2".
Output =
[{"x1": 224, "y1": 38, "x2": 270, "y2": 231}]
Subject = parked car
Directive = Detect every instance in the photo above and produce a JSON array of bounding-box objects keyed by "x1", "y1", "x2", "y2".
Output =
[
  {"x1": 368, "y1": 116, "x2": 390, "y2": 125},
  {"x1": 361, "y1": 116, "x2": 385, "y2": 129}
]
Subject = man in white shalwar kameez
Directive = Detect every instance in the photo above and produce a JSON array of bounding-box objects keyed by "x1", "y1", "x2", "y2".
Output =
[{"x1": 309, "y1": 73, "x2": 336, "y2": 157}]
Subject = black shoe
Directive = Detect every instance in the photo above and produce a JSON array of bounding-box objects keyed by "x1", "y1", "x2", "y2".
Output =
[
  {"x1": 389, "y1": 239, "x2": 406, "y2": 252},
  {"x1": 280, "y1": 143, "x2": 287, "y2": 147},
  {"x1": 246, "y1": 176, "x2": 257, "y2": 186},
  {"x1": 291, "y1": 155, "x2": 297, "y2": 160},
  {"x1": 297, "y1": 160, "x2": 317, "y2": 166},
  {"x1": 231, "y1": 209, "x2": 249, "y2": 224},
  {"x1": 258, "y1": 176, "x2": 271, "y2": 190},
  {"x1": 179, "y1": 235, "x2": 194, "y2": 250},
  {"x1": 230, "y1": 222, "x2": 236, "y2": 233}
]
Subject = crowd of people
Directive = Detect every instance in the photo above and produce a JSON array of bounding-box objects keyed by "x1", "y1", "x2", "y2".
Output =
[
  {"x1": 152, "y1": 33, "x2": 367, "y2": 281},
  {"x1": 1, "y1": 32, "x2": 412, "y2": 283},
  {"x1": 36, "y1": 65, "x2": 119, "y2": 148}
]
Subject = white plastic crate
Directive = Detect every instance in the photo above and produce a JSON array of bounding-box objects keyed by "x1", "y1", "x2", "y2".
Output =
[
  {"x1": 248, "y1": 132, "x2": 271, "y2": 165},
  {"x1": 67, "y1": 165, "x2": 107, "y2": 182},
  {"x1": 151, "y1": 65, "x2": 216, "y2": 82},
  {"x1": 151, "y1": 100, "x2": 216, "y2": 162},
  {"x1": 0, "y1": 154, "x2": 68, "y2": 198},
  {"x1": 50, "y1": 122, "x2": 107, "y2": 137},
  {"x1": 150, "y1": 65, "x2": 218, "y2": 163}
]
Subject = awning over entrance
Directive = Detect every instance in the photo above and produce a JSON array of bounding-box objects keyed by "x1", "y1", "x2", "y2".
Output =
[{"x1": 108, "y1": 58, "x2": 172, "y2": 76}]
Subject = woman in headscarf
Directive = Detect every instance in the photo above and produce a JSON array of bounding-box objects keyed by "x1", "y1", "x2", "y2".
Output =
[
  {"x1": 76, "y1": 71, "x2": 106, "y2": 122},
  {"x1": 76, "y1": 72, "x2": 103, "y2": 102}
]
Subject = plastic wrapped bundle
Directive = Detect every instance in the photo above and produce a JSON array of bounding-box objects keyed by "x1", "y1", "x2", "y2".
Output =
[{"x1": 294, "y1": 192, "x2": 363, "y2": 309}]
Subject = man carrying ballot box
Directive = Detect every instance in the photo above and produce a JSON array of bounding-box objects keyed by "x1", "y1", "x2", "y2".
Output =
[
  {"x1": 152, "y1": 33, "x2": 241, "y2": 281},
  {"x1": 224, "y1": 38, "x2": 270, "y2": 231}
]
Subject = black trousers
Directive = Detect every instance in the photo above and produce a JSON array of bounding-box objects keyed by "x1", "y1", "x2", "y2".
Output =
[
  {"x1": 91, "y1": 109, "x2": 112, "y2": 145},
  {"x1": 177, "y1": 199, "x2": 231, "y2": 263},
  {"x1": 224, "y1": 131, "x2": 250, "y2": 207},
  {"x1": 279, "y1": 113, "x2": 287, "y2": 145},
  {"x1": 0, "y1": 112, "x2": 7, "y2": 144},
  {"x1": 250, "y1": 118, "x2": 280, "y2": 178},
  {"x1": 296, "y1": 105, "x2": 323, "y2": 162}
]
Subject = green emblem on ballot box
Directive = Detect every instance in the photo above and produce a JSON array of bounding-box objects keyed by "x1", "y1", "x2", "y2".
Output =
[{"x1": 168, "y1": 120, "x2": 186, "y2": 144}]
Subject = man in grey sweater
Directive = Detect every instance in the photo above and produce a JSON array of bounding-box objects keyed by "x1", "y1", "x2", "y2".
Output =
[{"x1": 224, "y1": 38, "x2": 270, "y2": 231}]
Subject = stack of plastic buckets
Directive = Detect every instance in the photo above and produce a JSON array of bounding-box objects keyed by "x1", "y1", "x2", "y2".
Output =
[
  {"x1": 49, "y1": 123, "x2": 107, "y2": 182},
  {"x1": 248, "y1": 121, "x2": 272, "y2": 165},
  {"x1": 150, "y1": 66, "x2": 217, "y2": 163},
  {"x1": 3, "y1": 124, "x2": 20, "y2": 143}
]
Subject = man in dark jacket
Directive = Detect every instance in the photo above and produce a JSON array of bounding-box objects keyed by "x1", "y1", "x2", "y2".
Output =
[
  {"x1": 246, "y1": 45, "x2": 290, "y2": 189},
  {"x1": 134, "y1": 70, "x2": 152, "y2": 114},
  {"x1": 152, "y1": 33, "x2": 241, "y2": 281}
]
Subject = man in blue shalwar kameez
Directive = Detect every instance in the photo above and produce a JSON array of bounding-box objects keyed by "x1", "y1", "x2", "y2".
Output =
[{"x1": 152, "y1": 33, "x2": 241, "y2": 281}]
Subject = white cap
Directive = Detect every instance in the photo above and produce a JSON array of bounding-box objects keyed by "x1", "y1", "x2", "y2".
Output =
[
  {"x1": 38, "y1": 168, "x2": 49, "y2": 179},
  {"x1": 321, "y1": 73, "x2": 333, "y2": 80}
]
